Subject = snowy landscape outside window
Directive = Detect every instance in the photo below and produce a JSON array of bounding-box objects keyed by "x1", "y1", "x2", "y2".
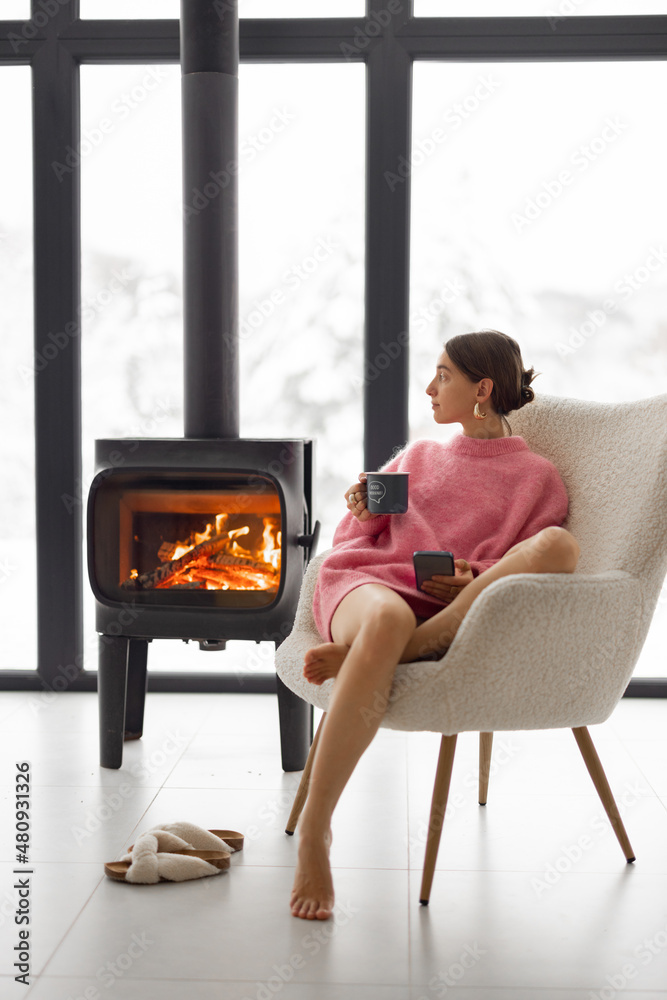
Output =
[
  {"x1": 416, "y1": 0, "x2": 667, "y2": 13},
  {"x1": 409, "y1": 60, "x2": 667, "y2": 676},
  {"x1": 0, "y1": 67, "x2": 35, "y2": 671},
  {"x1": 1, "y1": 1, "x2": 29, "y2": 16},
  {"x1": 80, "y1": 0, "x2": 364, "y2": 17}
]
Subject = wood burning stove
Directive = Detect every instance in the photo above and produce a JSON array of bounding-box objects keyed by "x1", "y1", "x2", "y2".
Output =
[
  {"x1": 88, "y1": 0, "x2": 319, "y2": 771},
  {"x1": 89, "y1": 437, "x2": 317, "y2": 771},
  {"x1": 89, "y1": 438, "x2": 316, "y2": 635}
]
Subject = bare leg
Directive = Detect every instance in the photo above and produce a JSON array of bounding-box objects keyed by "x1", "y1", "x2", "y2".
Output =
[
  {"x1": 291, "y1": 584, "x2": 416, "y2": 920},
  {"x1": 303, "y1": 617, "x2": 432, "y2": 685},
  {"x1": 399, "y1": 526, "x2": 580, "y2": 663}
]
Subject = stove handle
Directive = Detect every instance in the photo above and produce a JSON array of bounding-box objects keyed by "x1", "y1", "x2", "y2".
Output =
[{"x1": 297, "y1": 520, "x2": 321, "y2": 565}]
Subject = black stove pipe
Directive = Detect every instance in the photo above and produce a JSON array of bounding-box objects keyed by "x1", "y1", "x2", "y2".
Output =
[{"x1": 181, "y1": 0, "x2": 239, "y2": 439}]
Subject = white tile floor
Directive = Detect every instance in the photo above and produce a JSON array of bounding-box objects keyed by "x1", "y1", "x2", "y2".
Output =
[{"x1": 1, "y1": 689, "x2": 667, "y2": 999}]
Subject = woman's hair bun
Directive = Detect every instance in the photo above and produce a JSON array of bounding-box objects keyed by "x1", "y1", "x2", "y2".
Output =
[{"x1": 519, "y1": 368, "x2": 536, "y2": 407}]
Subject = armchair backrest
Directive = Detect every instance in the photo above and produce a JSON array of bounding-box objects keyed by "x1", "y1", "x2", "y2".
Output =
[{"x1": 509, "y1": 392, "x2": 667, "y2": 637}]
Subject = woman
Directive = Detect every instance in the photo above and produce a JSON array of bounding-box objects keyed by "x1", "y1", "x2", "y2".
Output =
[{"x1": 290, "y1": 329, "x2": 580, "y2": 921}]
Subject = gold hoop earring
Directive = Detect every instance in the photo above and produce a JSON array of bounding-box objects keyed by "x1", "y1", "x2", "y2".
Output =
[{"x1": 474, "y1": 402, "x2": 487, "y2": 420}]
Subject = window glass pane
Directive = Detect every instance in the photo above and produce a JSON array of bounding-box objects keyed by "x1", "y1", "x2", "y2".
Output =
[
  {"x1": 80, "y1": 0, "x2": 180, "y2": 15},
  {"x1": 0, "y1": 67, "x2": 35, "y2": 671},
  {"x1": 80, "y1": 0, "x2": 364, "y2": 17},
  {"x1": 238, "y1": 63, "x2": 364, "y2": 553},
  {"x1": 81, "y1": 64, "x2": 184, "y2": 670},
  {"x1": 416, "y1": 1, "x2": 667, "y2": 13},
  {"x1": 238, "y1": 0, "x2": 364, "y2": 13},
  {"x1": 410, "y1": 60, "x2": 667, "y2": 677},
  {"x1": 0, "y1": 1, "x2": 30, "y2": 16},
  {"x1": 81, "y1": 62, "x2": 364, "y2": 671}
]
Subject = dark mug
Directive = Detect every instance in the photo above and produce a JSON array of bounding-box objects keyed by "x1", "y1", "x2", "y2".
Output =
[{"x1": 365, "y1": 472, "x2": 409, "y2": 514}]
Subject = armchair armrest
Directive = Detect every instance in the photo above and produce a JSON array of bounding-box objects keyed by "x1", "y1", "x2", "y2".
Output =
[{"x1": 386, "y1": 570, "x2": 645, "y2": 735}]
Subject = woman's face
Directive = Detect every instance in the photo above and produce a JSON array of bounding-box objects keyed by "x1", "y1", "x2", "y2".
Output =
[{"x1": 425, "y1": 351, "x2": 482, "y2": 425}]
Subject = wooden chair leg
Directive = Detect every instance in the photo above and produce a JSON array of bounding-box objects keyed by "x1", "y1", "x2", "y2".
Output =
[
  {"x1": 572, "y1": 726, "x2": 635, "y2": 862},
  {"x1": 479, "y1": 732, "x2": 493, "y2": 805},
  {"x1": 420, "y1": 734, "x2": 458, "y2": 906},
  {"x1": 285, "y1": 713, "x2": 326, "y2": 835}
]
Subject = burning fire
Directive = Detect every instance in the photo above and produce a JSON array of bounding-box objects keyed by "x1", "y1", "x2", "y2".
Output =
[
  {"x1": 170, "y1": 513, "x2": 230, "y2": 561},
  {"x1": 122, "y1": 512, "x2": 281, "y2": 592}
]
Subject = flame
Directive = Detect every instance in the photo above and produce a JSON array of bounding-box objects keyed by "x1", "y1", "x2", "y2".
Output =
[
  {"x1": 261, "y1": 521, "x2": 281, "y2": 571},
  {"x1": 126, "y1": 512, "x2": 281, "y2": 592}
]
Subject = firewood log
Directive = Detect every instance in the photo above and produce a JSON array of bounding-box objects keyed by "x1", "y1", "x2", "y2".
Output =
[{"x1": 121, "y1": 531, "x2": 232, "y2": 590}]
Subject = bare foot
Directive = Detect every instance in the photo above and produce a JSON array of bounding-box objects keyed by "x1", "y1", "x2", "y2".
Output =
[
  {"x1": 290, "y1": 828, "x2": 334, "y2": 920},
  {"x1": 303, "y1": 643, "x2": 350, "y2": 685}
]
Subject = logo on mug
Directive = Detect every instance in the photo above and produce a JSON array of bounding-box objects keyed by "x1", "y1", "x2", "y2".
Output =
[{"x1": 368, "y1": 480, "x2": 386, "y2": 501}]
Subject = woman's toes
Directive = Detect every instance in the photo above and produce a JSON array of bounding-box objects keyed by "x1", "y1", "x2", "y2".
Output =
[{"x1": 304, "y1": 644, "x2": 327, "y2": 666}]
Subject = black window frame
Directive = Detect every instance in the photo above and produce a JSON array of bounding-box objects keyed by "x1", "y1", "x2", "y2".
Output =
[{"x1": 1, "y1": 1, "x2": 665, "y2": 696}]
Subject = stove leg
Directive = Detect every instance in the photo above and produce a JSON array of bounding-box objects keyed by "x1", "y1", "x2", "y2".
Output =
[
  {"x1": 124, "y1": 639, "x2": 149, "y2": 740},
  {"x1": 98, "y1": 634, "x2": 129, "y2": 769},
  {"x1": 276, "y1": 674, "x2": 312, "y2": 771}
]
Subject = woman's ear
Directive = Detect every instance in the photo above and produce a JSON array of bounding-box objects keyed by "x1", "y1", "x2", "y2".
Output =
[{"x1": 477, "y1": 377, "x2": 494, "y2": 404}]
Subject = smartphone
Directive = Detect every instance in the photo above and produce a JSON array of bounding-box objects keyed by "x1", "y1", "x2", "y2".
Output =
[{"x1": 413, "y1": 550, "x2": 455, "y2": 590}]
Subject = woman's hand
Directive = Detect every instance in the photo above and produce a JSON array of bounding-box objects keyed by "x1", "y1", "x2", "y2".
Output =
[
  {"x1": 344, "y1": 472, "x2": 380, "y2": 522},
  {"x1": 420, "y1": 559, "x2": 474, "y2": 603}
]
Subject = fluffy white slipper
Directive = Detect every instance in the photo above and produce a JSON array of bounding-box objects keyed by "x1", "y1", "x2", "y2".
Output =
[
  {"x1": 104, "y1": 830, "x2": 229, "y2": 884},
  {"x1": 129, "y1": 821, "x2": 243, "y2": 854}
]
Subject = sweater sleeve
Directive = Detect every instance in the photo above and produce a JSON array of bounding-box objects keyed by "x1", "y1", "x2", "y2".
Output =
[
  {"x1": 468, "y1": 461, "x2": 569, "y2": 578},
  {"x1": 331, "y1": 444, "x2": 409, "y2": 542}
]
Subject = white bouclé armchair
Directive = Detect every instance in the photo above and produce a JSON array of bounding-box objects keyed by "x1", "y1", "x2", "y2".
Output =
[{"x1": 274, "y1": 392, "x2": 667, "y2": 903}]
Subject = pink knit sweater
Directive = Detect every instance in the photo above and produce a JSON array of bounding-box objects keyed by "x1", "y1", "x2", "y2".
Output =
[{"x1": 312, "y1": 434, "x2": 569, "y2": 642}]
